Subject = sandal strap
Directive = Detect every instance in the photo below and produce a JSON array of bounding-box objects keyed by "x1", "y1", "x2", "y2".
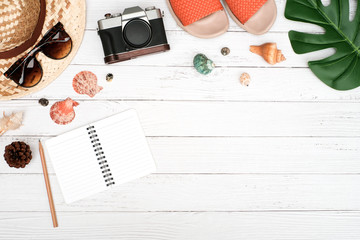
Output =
[
  {"x1": 170, "y1": 0, "x2": 223, "y2": 26},
  {"x1": 225, "y1": 0, "x2": 267, "y2": 24}
]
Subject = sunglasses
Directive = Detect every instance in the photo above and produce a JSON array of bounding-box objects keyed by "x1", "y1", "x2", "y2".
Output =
[{"x1": 4, "y1": 22, "x2": 72, "y2": 88}]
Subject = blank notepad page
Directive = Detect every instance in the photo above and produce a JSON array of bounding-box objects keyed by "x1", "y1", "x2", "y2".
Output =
[
  {"x1": 44, "y1": 109, "x2": 156, "y2": 204},
  {"x1": 94, "y1": 110, "x2": 156, "y2": 185}
]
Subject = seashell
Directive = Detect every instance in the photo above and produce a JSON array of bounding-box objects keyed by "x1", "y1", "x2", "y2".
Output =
[
  {"x1": 0, "y1": 112, "x2": 23, "y2": 136},
  {"x1": 73, "y1": 71, "x2": 103, "y2": 98},
  {"x1": 50, "y1": 98, "x2": 79, "y2": 125},
  {"x1": 193, "y1": 54, "x2": 215, "y2": 75},
  {"x1": 240, "y1": 72, "x2": 251, "y2": 86},
  {"x1": 250, "y1": 43, "x2": 286, "y2": 65}
]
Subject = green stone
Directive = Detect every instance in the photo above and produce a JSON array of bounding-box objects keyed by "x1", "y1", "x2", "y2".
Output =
[{"x1": 193, "y1": 54, "x2": 215, "y2": 75}]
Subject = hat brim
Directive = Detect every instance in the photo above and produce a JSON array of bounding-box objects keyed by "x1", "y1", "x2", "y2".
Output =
[{"x1": 0, "y1": 0, "x2": 86, "y2": 100}]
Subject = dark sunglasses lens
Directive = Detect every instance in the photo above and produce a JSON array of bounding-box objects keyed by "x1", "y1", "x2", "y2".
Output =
[
  {"x1": 10, "y1": 57, "x2": 42, "y2": 88},
  {"x1": 42, "y1": 30, "x2": 72, "y2": 59}
]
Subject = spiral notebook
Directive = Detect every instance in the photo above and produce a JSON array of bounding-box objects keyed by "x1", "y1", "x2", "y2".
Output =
[{"x1": 43, "y1": 109, "x2": 156, "y2": 204}]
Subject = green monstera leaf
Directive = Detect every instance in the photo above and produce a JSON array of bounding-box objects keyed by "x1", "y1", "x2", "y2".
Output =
[{"x1": 285, "y1": 0, "x2": 360, "y2": 90}]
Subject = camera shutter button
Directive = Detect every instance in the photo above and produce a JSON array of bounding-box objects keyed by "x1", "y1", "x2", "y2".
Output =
[{"x1": 145, "y1": 6, "x2": 156, "y2": 11}]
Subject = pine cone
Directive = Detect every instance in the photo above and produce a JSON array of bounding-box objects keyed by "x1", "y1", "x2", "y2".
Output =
[{"x1": 4, "y1": 141, "x2": 32, "y2": 168}]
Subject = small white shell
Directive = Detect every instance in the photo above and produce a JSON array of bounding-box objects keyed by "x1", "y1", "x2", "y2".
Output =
[{"x1": 240, "y1": 73, "x2": 251, "y2": 87}]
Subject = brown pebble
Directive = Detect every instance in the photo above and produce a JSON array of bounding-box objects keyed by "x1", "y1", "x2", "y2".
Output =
[
  {"x1": 221, "y1": 47, "x2": 230, "y2": 56},
  {"x1": 106, "y1": 73, "x2": 113, "y2": 82}
]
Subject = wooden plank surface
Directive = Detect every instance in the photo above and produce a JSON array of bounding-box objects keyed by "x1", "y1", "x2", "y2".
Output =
[
  {"x1": 1, "y1": 0, "x2": 360, "y2": 238},
  {"x1": 1, "y1": 212, "x2": 360, "y2": 240},
  {"x1": 1, "y1": 101, "x2": 359, "y2": 137},
  {"x1": 1, "y1": 174, "x2": 360, "y2": 212},
  {"x1": 26, "y1": 65, "x2": 360, "y2": 102},
  {"x1": 0, "y1": 137, "x2": 359, "y2": 174}
]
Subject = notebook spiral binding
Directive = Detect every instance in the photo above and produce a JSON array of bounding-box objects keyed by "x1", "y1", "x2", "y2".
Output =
[{"x1": 87, "y1": 126, "x2": 115, "y2": 187}]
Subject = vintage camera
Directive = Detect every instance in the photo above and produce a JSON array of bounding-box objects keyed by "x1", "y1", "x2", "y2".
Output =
[{"x1": 97, "y1": 6, "x2": 170, "y2": 64}]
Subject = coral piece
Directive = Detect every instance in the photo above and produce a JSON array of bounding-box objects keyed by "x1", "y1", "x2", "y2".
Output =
[
  {"x1": 221, "y1": 47, "x2": 230, "y2": 56},
  {"x1": 193, "y1": 54, "x2": 215, "y2": 75},
  {"x1": 4, "y1": 141, "x2": 32, "y2": 168},
  {"x1": 50, "y1": 98, "x2": 79, "y2": 125},
  {"x1": 73, "y1": 71, "x2": 103, "y2": 97},
  {"x1": 240, "y1": 73, "x2": 251, "y2": 86},
  {"x1": 0, "y1": 112, "x2": 23, "y2": 136},
  {"x1": 39, "y1": 98, "x2": 49, "y2": 107},
  {"x1": 250, "y1": 43, "x2": 286, "y2": 65}
]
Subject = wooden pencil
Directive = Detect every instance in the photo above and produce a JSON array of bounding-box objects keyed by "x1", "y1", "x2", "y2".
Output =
[{"x1": 38, "y1": 140, "x2": 58, "y2": 228}]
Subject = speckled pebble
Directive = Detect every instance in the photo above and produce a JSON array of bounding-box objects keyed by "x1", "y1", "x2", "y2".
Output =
[
  {"x1": 193, "y1": 54, "x2": 215, "y2": 75},
  {"x1": 221, "y1": 47, "x2": 230, "y2": 56},
  {"x1": 38, "y1": 98, "x2": 49, "y2": 107},
  {"x1": 106, "y1": 73, "x2": 113, "y2": 82}
]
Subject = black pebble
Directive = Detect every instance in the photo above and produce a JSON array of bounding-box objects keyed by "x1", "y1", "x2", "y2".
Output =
[{"x1": 39, "y1": 98, "x2": 49, "y2": 107}]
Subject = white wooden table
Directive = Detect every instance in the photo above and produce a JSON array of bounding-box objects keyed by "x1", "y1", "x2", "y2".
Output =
[{"x1": 1, "y1": 0, "x2": 360, "y2": 239}]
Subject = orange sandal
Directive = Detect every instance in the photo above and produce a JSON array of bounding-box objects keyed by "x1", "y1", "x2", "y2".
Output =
[
  {"x1": 223, "y1": 0, "x2": 277, "y2": 35},
  {"x1": 166, "y1": 0, "x2": 229, "y2": 38}
]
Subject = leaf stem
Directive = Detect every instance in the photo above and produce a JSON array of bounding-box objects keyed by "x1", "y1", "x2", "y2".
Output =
[{"x1": 308, "y1": 0, "x2": 360, "y2": 55}]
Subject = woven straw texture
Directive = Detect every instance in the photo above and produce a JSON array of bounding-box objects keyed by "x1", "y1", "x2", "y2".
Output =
[
  {"x1": 224, "y1": 0, "x2": 267, "y2": 24},
  {"x1": 0, "y1": 0, "x2": 86, "y2": 100},
  {"x1": 0, "y1": 0, "x2": 41, "y2": 52},
  {"x1": 170, "y1": 0, "x2": 223, "y2": 26}
]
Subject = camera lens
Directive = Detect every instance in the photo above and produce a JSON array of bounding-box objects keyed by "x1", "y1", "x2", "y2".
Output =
[{"x1": 123, "y1": 19, "x2": 152, "y2": 48}]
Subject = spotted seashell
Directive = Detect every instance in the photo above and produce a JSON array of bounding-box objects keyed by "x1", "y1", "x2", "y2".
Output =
[{"x1": 240, "y1": 73, "x2": 251, "y2": 86}]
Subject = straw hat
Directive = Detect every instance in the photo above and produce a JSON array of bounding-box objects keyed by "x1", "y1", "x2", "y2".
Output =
[{"x1": 0, "y1": 0, "x2": 86, "y2": 100}]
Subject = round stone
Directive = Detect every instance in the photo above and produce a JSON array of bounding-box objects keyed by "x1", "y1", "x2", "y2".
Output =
[
  {"x1": 38, "y1": 98, "x2": 49, "y2": 107},
  {"x1": 106, "y1": 73, "x2": 114, "y2": 82},
  {"x1": 221, "y1": 47, "x2": 230, "y2": 56}
]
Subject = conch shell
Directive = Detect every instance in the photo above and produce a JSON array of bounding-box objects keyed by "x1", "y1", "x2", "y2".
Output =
[
  {"x1": 250, "y1": 43, "x2": 286, "y2": 65},
  {"x1": 0, "y1": 112, "x2": 23, "y2": 136}
]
